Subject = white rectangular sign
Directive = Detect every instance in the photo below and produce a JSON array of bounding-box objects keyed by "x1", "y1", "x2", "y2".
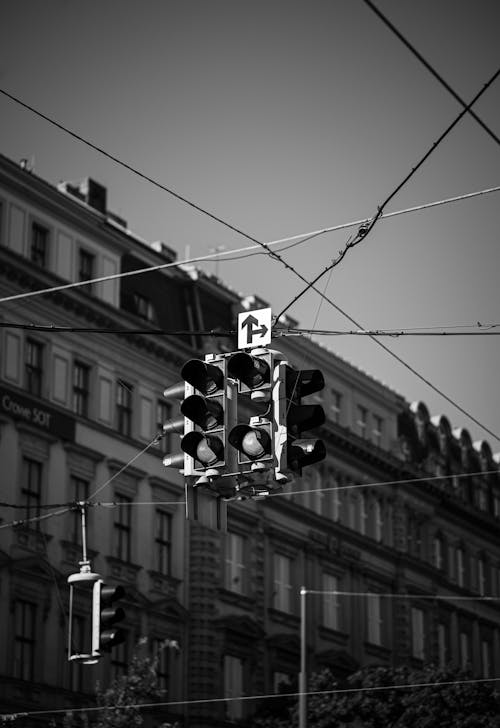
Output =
[{"x1": 237, "y1": 308, "x2": 272, "y2": 349}]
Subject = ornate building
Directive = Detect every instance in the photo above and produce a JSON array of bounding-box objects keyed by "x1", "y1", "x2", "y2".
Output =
[{"x1": 1, "y1": 152, "x2": 499, "y2": 727}]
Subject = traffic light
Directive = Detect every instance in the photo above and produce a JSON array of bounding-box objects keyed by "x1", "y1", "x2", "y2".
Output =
[
  {"x1": 179, "y1": 355, "x2": 236, "y2": 478},
  {"x1": 282, "y1": 366, "x2": 326, "y2": 474},
  {"x1": 227, "y1": 349, "x2": 275, "y2": 471},
  {"x1": 92, "y1": 580, "x2": 126, "y2": 655}
]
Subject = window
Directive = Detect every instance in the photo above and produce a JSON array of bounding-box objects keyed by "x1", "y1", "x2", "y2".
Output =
[
  {"x1": 437, "y1": 622, "x2": 448, "y2": 668},
  {"x1": 152, "y1": 638, "x2": 172, "y2": 691},
  {"x1": 21, "y1": 457, "x2": 43, "y2": 526},
  {"x1": 367, "y1": 594, "x2": 382, "y2": 646},
  {"x1": 330, "y1": 389, "x2": 342, "y2": 423},
  {"x1": 155, "y1": 510, "x2": 172, "y2": 575},
  {"x1": 30, "y1": 222, "x2": 49, "y2": 267},
  {"x1": 273, "y1": 553, "x2": 293, "y2": 613},
  {"x1": 73, "y1": 361, "x2": 90, "y2": 417},
  {"x1": 494, "y1": 494, "x2": 500, "y2": 519},
  {"x1": 348, "y1": 493, "x2": 358, "y2": 530},
  {"x1": 372, "y1": 415, "x2": 384, "y2": 447},
  {"x1": 71, "y1": 476, "x2": 89, "y2": 543},
  {"x1": 374, "y1": 500, "x2": 384, "y2": 542},
  {"x1": 478, "y1": 558, "x2": 486, "y2": 595},
  {"x1": 481, "y1": 639, "x2": 492, "y2": 678},
  {"x1": 322, "y1": 573, "x2": 340, "y2": 630},
  {"x1": 156, "y1": 399, "x2": 172, "y2": 449},
  {"x1": 25, "y1": 338, "x2": 44, "y2": 397},
  {"x1": 224, "y1": 655, "x2": 243, "y2": 721},
  {"x1": 478, "y1": 487, "x2": 488, "y2": 512},
  {"x1": 114, "y1": 494, "x2": 132, "y2": 562},
  {"x1": 411, "y1": 607, "x2": 425, "y2": 660},
  {"x1": 448, "y1": 544, "x2": 455, "y2": 581},
  {"x1": 456, "y1": 547, "x2": 465, "y2": 588},
  {"x1": 432, "y1": 535, "x2": 444, "y2": 570},
  {"x1": 359, "y1": 493, "x2": 368, "y2": 535},
  {"x1": 459, "y1": 631, "x2": 470, "y2": 670},
  {"x1": 331, "y1": 473, "x2": 342, "y2": 522},
  {"x1": 225, "y1": 532, "x2": 245, "y2": 594},
  {"x1": 78, "y1": 249, "x2": 95, "y2": 288},
  {"x1": 133, "y1": 292, "x2": 156, "y2": 322},
  {"x1": 116, "y1": 380, "x2": 133, "y2": 437},
  {"x1": 14, "y1": 600, "x2": 37, "y2": 681},
  {"x1": 357, "y1": 405, "x2": 368, "y2": 438},
  {"x1": 273, "y1": 671, "x2": 291, "y2": 693}
]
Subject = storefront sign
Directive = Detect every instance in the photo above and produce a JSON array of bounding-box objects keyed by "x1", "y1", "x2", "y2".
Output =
[{"x1": 0, "y1": 386, "x2": 76, "y2": 441}]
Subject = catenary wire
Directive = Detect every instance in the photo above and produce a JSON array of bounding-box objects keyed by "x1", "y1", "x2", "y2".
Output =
[
  {"x1": 0, "y1": 183, "x2": 498, "y2": 306},
  {"x1": 279, "y1": 327, "x2": 500, "y2": 337},
  {"x1": 86, "y1": 434, "x2": 162, "y2": 501},
  {"x1": 362, "y1": 0, "x2": 500, "y2": 147},
  {"x1": 4, "y1": 322, "x2": 500, "y2": 337},
  {"x1": 307, "y1": 590, "x2": 500, "y2": 602},
  {"x1": 2, "y1": 675, "x2": 500, "y2": 722},
  {"x1": 2, "y1": 468, "x2": 498, "y2": 528},
  {"x1": 275, "y1": 64, "x2": 500, "y2": 324}
]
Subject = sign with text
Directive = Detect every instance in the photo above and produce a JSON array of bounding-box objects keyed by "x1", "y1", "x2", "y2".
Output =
[
  {"x1": 0, "y1": 386, "x2": 76, "y2": 441},
  {"x1": 237, "y1": 307, "x2": 272, "y2": 349}
]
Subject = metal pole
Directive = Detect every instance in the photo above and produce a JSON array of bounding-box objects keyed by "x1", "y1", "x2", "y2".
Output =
[{"x1": 299, "y1": 586, "x2": 307, "y2": 728}]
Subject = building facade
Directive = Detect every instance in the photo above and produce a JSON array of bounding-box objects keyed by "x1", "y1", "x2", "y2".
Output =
[{"x1": 1, "y1": 152, "x2": 499, "y2": 727}]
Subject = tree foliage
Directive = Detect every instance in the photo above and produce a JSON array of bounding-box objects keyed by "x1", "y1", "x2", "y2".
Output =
[
  {"x1": 54, "y1": 639, "x2": 180, "y2": 728},
  {"x1": 252, "y1": 664, "x2": 500, "y2": 728}
]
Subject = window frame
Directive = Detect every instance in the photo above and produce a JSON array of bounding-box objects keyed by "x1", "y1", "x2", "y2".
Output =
[
  {"x1": 273, "y1": 552, "x2": 293, "y2": 613},
  {"x1": 21, "y1": 457, "x2": 43, "y2": 527},
  {"x1": 78, "y1": 247, "x2": 95, "y2": 288},
  {"x1": 73, "y1": 360, "x2": 90, "y2": 417},
  {"x1": 113, "y1": 493, "x2": 132, "y2": 562},
  {"x1": 30, "y1": 220, "x2": 49, "y2": 268},
  {"x1": 116, "y1": 379, "x2": 133, "y2": 437},
  {"x1": 14, "y1": 599, "x2": 37, "y2": 681},
  {"x1": 224, "y1": 531, "x2": 246, "y2": 594},
  {"x1": 25, "y1": 337, "x2": 44, "y2": 397},
  {"x1": 155, "y1": 509, "x2": 172, "y2": 576}
]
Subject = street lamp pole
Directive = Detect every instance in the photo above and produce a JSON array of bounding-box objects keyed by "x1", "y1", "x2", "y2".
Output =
[{"x1": 299, "y1": 586, "x2": 307, "y2": 728}]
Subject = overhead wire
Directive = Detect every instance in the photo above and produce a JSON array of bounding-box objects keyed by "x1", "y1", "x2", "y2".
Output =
[
  {"x1": 2, "y1": 674, "x2": 500, "y2": 722},
  {"x1": 2, "y1": 467, "x2": 498, "y2": 530},
  {"x1": 274, "y1": 64, "x2": 500, "y2": 324},
  {"x1": 362, "y1": 0, "x2": 500, "y2": 148},
  {"x1": 0, "y1": 183, "x2": 498, "y2": 306},
  {"x1": 307, "y1": 589, "x2": 500, "y2": 603}
]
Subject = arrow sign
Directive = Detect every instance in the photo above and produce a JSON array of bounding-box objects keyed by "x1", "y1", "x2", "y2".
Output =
[{"x1": 238, "y1": 308, "x2": 272, "y2": 349}]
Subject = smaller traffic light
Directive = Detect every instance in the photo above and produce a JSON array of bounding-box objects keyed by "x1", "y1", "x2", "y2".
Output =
[
  {"x1": 283, "y1": 366, "x2": 326, "y2": 474},
  {"x1": 92, "y1": 580, "x2": 126, "y2": 655}
]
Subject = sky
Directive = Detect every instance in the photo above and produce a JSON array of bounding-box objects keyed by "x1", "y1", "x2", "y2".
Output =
[{"x1": 1, "y1": 0, "x2": 500, "y2": 448}]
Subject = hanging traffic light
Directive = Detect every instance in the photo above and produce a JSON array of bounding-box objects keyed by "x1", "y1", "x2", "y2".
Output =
[
  {"x1": 227, "y1": 348, "x2": 276, "y2": 471},
  {"x1": 282, "y1": 366, "x2": 326, "y2": 474},
  {"x1": 91, "y1": 580, "x2": 126, "y2": 656}
]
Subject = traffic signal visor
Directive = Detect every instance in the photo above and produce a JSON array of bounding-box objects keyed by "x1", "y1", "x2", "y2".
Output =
[{"x1": 92, "y1": 581, "x2": 126, "y2": 655}]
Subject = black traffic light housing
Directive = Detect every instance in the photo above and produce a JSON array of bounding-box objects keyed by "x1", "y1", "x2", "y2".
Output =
[
  {"x1": 92, "y1": 580, "x2": 126, "y2": 655},
  {"x1": 227, "y1": 348, "x2": 281, "y2": 473},
  {"x1": 178, "y1": 355, "x2": 238, "y2": 479},
  {"x1": 283, "y1": 366, "x2": 326, "y2": 474}
]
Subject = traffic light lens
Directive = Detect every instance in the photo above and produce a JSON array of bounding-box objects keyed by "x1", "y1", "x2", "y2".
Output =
[
  {"x1": 196, "y1": 437, "x2": 224, "y2": 465},
  {"x1": 241, "y1": 430, "x2": 268, "y2": 458},
  {"x1": 228, "y1": 352, "x2": 270, "y2": 389}
]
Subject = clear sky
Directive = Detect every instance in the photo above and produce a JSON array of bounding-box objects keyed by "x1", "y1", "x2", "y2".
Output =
[{"x1": 1, "y1": 1, "x2": 499, "y2": 448}]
